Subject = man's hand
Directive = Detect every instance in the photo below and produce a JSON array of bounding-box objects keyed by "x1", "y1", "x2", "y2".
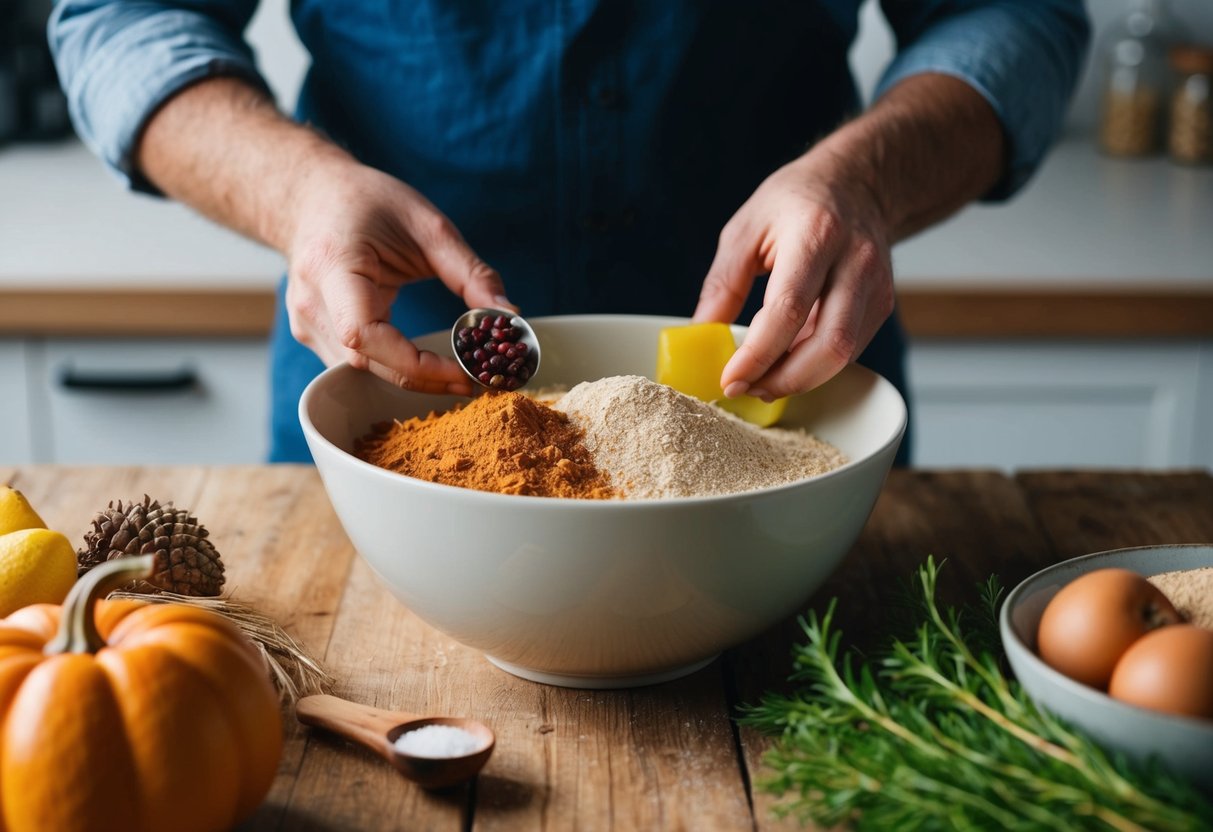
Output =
[
  {"x1": 694, "y1": 74, "x2": 1006, "y2": 401},
  {"x1": 693, "y1": 149, "x2": 894, "y2": 402},
  {"x1": 136, "y1": 77, "x2": 510, "y2": 394},
  {"x1": 285, "y1": 163, "x2": 509, "y2": 395}
]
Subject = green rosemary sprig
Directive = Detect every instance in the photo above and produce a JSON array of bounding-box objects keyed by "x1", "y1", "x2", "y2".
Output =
[{"x1": 740, "y1": 557, "x2": 1213, "y2": 831}]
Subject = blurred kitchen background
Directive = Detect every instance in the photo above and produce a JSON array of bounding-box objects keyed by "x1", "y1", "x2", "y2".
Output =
[{"x1": 0, "y1": 0, "x2": 1210, "y2": 469}]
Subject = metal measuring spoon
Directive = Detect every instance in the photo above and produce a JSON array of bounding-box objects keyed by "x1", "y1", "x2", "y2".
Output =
[
  {"x1": 296, "y1": 694, "x2": 495, "y2": 789},
  {"x1": 451, "y1": 308, "x2": 541, "y2": 392}
]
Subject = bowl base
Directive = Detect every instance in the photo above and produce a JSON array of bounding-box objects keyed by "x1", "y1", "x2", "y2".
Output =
[{"x1": 485, "y1": 654, "x2": 719, "y2": 689}]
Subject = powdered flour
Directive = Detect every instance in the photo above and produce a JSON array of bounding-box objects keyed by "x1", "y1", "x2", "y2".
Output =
[{"x1": 551, "y1": 375, "x2": 846, "y2": 499}]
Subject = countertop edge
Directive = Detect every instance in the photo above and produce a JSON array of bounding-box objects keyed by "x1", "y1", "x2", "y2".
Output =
[
  {"x1": 0, "y1": 288, "x2": 277, "y2": 338},
  {"x1": 2, "y1": 285, "x2": 1212, "y2": 339}
]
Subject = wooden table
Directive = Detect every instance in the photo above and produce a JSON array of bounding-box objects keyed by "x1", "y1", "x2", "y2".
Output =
[{"x1": 6, "y1": 466, "x2": 1212, "y2": 830}]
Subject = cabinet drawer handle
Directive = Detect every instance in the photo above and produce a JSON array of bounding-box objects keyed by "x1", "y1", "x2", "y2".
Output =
[{"x1": 58, "y1": 365, "x2": 199, "y2": 393}]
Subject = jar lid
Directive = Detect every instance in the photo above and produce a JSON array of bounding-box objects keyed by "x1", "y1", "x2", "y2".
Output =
[{"x1": 1169, "y1": 44, "x2": 1213, "y2": 75}]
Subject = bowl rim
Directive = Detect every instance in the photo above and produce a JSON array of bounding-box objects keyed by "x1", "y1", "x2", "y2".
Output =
[
  {"x1": 999, "y1": 543, "x2": 1213, "y2": 733},
  {"x1": 298, "y1": 315, "x2": 908, "y2": 507}
]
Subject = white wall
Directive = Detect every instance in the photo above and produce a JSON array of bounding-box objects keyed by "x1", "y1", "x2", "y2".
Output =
[{"x1": 245, "y1": 0, "x2": 309, "y2": 112}]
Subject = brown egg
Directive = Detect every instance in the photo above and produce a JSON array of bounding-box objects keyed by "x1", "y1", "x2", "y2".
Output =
[
  {"x1": 1036, "y1": 568, "x2": 1180, "y2": 689},
  {"x1": 1109, "y1": 625, "x2": 1213, "y2": 720}
]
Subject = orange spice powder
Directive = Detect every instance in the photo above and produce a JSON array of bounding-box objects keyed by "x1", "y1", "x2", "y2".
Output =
[{"x1": 355, "y1": 392, "x2": 618, "y2": 499}]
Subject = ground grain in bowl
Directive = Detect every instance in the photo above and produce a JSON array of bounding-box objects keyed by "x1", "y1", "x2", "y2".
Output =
[
  {"x1": 1150, "y1": 567, "x2": 1213, "y2": 630},
  {"x1": 551, "y1": 375, "x2": 847, "y2": 499}
]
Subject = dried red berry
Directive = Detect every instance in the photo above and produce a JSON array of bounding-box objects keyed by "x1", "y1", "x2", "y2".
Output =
[{"x1": 457, "y1": 312, "x2": 537, "y2": 387}]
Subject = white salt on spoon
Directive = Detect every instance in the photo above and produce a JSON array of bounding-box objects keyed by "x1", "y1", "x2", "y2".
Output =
[
  {"x1": 394, "y1": 723, "x2": 484, "y2": 758},
  {"x1": 296, "y1": 694, "x2": 495, "y2": 789}
]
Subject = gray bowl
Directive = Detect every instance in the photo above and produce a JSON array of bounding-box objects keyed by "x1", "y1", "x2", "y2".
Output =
[{"x1": 1000, "y1": 544, "x2": 1213, "y2": 791}]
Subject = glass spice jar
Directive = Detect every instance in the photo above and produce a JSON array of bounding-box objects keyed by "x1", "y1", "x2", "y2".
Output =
[
  {"x1": 1167, "y1": 45, "x2": 1213, "y2": 165},
  {"x1": 1098, "y1": 0, "x2": 1173, "y2": 157}
]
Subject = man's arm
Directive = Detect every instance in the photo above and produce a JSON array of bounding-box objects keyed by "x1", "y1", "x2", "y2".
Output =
[
  {"x1": 50, "y1": 1, "x2": 507, "y2": 394},
  {"x1": 810, "y1": 72, "x2": 1007, "y2": 244},
  {"x1": 695, "y1": 0, "x2": 1089, "y2": 401},
  {"x1": 134, "y1": 77, "x2": 510, "y2": 393},
  {"x1": 877, "y1": 0, "x2": 1091, "y2": 200},
  {"x1": 135, "y1": 78, "x2": 331, "y2": 251},
  {"x1": 694, "y1": 73, "x2": 1004, "y2": 399}
]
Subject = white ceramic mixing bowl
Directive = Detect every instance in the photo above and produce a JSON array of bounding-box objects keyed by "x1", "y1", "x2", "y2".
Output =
[{"x1": 300, "y1": 315, "x2": 905, "y2": 688}]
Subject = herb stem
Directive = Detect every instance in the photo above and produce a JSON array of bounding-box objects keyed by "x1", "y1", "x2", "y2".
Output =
[{"x1": 742, "y1": 558, "x2": 1213, "y2": 831}]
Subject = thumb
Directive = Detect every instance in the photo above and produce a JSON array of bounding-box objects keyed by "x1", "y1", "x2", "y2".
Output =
[
  {"x1": 457, "y1": 255, "x2": 516, "y2": 313},
  {"x1": 420, "y1": 216, "x2": 516, "y2": 312}
]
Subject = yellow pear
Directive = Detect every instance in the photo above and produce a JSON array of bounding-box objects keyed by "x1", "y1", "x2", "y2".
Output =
[
  {"x1": 0, "y1": 528, "x2": 78, "y2": 616},
  {"x1": 0, "y1": 486, "x2": 47, "y2": 536}
]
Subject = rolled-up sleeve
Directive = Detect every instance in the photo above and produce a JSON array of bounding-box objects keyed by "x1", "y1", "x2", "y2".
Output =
[
  {"x1": 49, "y1": 0, "x2": 267, "y2": 193},
  {"x1": 876, "y1": 0, "x2": 1090, "y2": 200}
]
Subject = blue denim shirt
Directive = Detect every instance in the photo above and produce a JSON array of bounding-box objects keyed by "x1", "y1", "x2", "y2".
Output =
[{"x1": 50, "y1": 0, "x2": 1088, "y2": 463}]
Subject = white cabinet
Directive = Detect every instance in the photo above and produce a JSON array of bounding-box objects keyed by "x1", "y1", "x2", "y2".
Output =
[
  {"x1": 907, "y1": 340, "x2": 1213, "y2": 470},
  {"x1": 0, "y1": 340, "x2": 34, "y2": 463},
  {"x1": 27, "y1": 338, "x2": 269, "y2": 464}
]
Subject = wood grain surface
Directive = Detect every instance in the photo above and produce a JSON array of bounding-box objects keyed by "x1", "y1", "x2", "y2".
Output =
[
  {"x1": 896, "y1": 288, "x2": 1213, "y2": 339},
  {"x1": 0, "y1": 289, "x2": 276, "y2": 337},
  {"x1": 3, "y1": 466, "x2": 1210, "y2": 831},
  {"x1": 2, "y1": 287, "x2": 1212, "y2": 338}
]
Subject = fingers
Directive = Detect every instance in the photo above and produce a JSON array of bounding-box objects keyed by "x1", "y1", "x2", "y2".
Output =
[
  {"x1": 321, "y1": 269, "x2": 474, "y2": 394},
  {"x1": 287, "y1": 253, "x2": 474, "y2": 396},
  {"x1": 284, "y1": 167, "x2": 506, "y2": 395},
  {"x1": 413, "y1": 212, "x2": 515, "y2": 312},
  {"x1": 719, "y1": 210, "x2": 844, "y2": 397},
  {"x1": 746, "y1": 239, "x2": 893, "y2": 400},
  {"x1": 365, "y1": 354, "x2": 475, "y2": 397},
  {"x1": 692, "y1": 219, "x2": 760, "y2": 325}
]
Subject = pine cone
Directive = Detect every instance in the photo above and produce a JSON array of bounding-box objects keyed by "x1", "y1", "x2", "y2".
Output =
[{"x1": 78, "y1": 495, "x2": 225, "y2": 596}]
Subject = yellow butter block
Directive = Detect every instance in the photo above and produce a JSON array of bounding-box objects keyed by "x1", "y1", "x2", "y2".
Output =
[
  {"x1": 655, "y1": 322, "x2": 737, "y2": 402},
  {"x1": 655, "y1": 323, "x2": 788, "y2": 426},
  {"x1": 716, "y1": 393, "x2": 788, "y2": 428}
]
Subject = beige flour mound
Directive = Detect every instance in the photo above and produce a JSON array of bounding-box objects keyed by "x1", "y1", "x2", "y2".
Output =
[
  {"x1": 1149, "y1": 567, "x2": 1213, "y2": 630},
  {"x1": 551, "y1": 375, "x2": 846, "y2": 499}
]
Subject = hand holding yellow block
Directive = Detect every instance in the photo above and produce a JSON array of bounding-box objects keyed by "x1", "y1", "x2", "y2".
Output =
[{"x1": 655, "y1": 323, "x2": 788, "y2": 427}]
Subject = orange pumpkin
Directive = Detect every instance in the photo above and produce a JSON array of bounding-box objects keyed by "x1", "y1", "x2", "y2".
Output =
[{"x1": 0, "y1": 554, "x2": 282, "y2": 832}]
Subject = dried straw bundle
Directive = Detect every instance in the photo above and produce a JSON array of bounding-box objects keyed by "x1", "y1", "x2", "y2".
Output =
[{"x1": 107, "y1": 590, "x2": 332, "y2": 704}]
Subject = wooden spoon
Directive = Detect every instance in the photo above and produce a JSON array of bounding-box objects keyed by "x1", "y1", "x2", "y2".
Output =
[{"x1": 296, "y1": 694, "x2": 495, "y2": 789}]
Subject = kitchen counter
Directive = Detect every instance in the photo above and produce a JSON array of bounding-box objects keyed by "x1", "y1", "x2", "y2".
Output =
[
  {"x1": 5, "y1": 465, "x2": 1211, "y2": 829},
  {"x1": 0, "y1": 139, "x2": 1211, "y2": 338}
]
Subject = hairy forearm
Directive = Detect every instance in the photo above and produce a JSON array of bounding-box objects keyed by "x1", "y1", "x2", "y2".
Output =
[
  {"x1": 135, "y1": 77, "x2": 352, "y2": 251},
  {"x1": 808, "y1": 73, "x2": 1006, "y2": 243}
]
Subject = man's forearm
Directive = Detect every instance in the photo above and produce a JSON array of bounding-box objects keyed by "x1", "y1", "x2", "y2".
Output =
[
  {"x1": 135, "y1": 77, "x2": 352, "y2": 252},
  {"x1": 809, "y1": 73, "x2": 1007, "y2": 243}
]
